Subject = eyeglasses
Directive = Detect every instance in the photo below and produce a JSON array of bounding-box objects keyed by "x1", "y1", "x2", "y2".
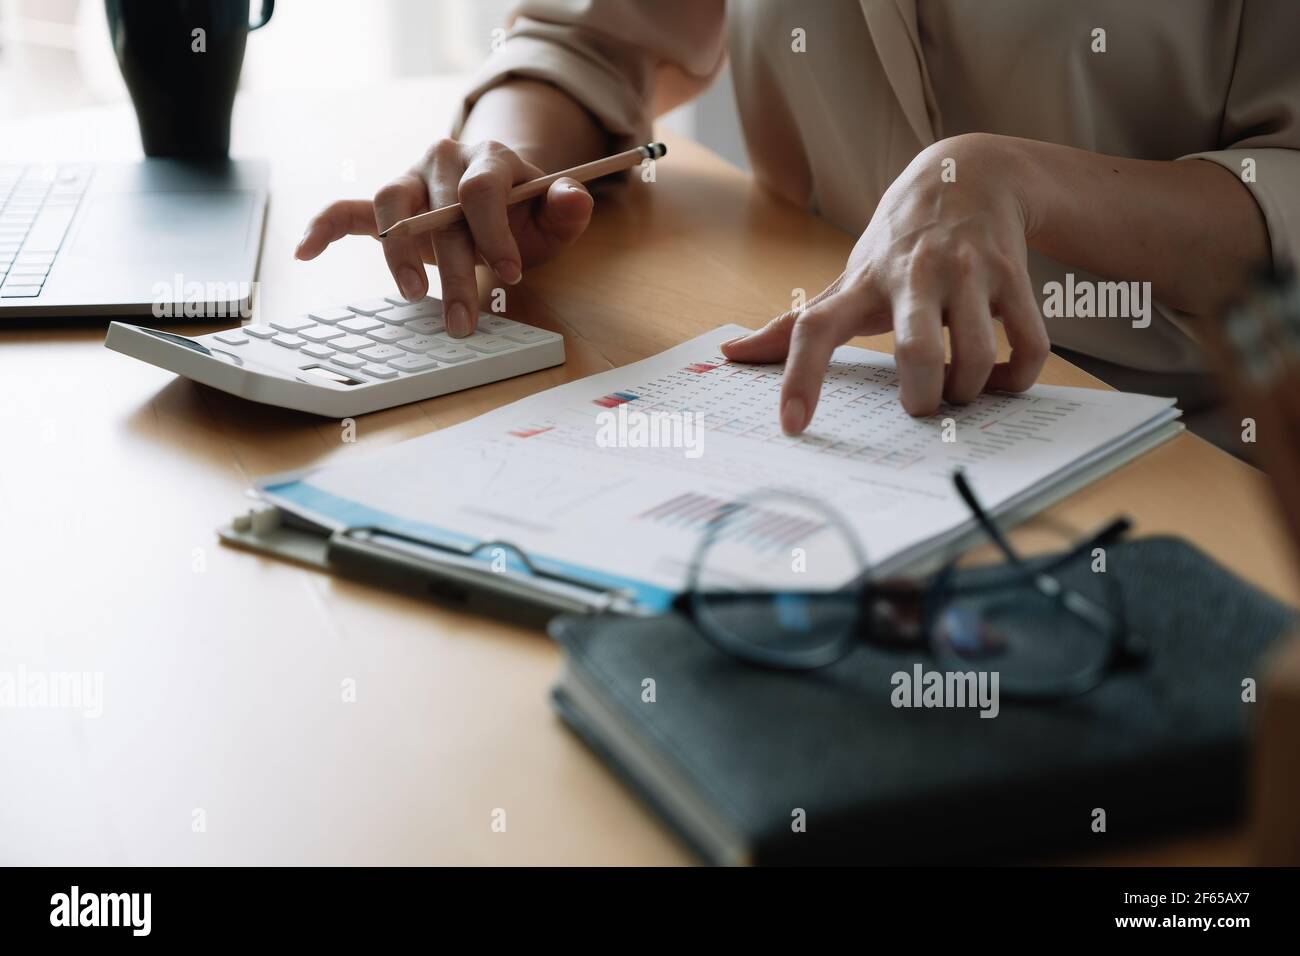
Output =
[{"x1": 671, "y1": 471, "x2": 1147, "y2": 700}]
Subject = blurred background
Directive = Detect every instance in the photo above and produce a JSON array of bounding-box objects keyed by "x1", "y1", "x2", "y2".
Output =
[{"x1": 0, "y1": 0, "x2": 748, "y2": 168}]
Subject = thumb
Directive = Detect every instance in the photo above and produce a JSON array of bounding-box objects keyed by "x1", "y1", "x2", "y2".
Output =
[
  {"x1": 722, "y1": 276, "x2": 855, "y2": 363},
  {"x1": 720, "y1": 311, "x2": 799, "y2": 364},
  {"x1": 724, "y1": 283, "x2": 893, "y2": 366},
  {"x1": 533, "y1": 176, "x2": 593, "y2": 244}
]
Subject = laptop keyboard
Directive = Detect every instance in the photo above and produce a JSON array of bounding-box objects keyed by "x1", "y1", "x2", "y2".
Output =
[{"x1": 0, "y1": 164, "x2": 93, "y2": 298}]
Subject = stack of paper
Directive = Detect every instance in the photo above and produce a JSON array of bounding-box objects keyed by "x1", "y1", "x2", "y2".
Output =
[{"x1": 257, "y1": 325, "x2": 1182, "y2": 611}]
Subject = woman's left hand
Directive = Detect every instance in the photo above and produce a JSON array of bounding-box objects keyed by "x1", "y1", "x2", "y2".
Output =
[{"x1": 721, "y1": 133, "x2": 1051, "y2": 434}]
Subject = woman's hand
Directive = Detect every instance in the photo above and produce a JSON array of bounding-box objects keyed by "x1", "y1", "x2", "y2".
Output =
[
  {"x1": 295, "y1": 138, "x2": 594, "y2": 337},
  {"x1": 722, "y1": 133, "x2": 1050, "y2": 432}
]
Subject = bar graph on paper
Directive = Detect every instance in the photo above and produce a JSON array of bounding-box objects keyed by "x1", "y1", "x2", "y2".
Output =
[{"x1": 637, "y1": 492, "x2": 829, "y2": 554}]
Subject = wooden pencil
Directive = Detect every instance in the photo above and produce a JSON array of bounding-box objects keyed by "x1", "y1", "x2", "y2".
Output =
[{"x1": 378, "y1": 142, "x2": 667, "y2": 239}]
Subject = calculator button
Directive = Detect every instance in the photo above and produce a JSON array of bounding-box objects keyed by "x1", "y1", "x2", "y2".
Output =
[
  {"x1": 214, "y1": 331, "x2": 249, "y2": 346},
  {"x1": 501, "y1": 327, "x2": 554, "y2": 344},
  {"x1": 389, "y1": 354, "x2": 439, "y2": 372},
  {"x1": 461, "y1": 334, "x2": 514, "y2": 354},
  {"x1": 328, "y1": 334, "x2": 374, "y2": 352},
  {"x1": 386, "y1": 302, "x2": 441, "y2": 323},
  {"x1": 339, "y1": 315, "x2": 383, "y2": 333},
  {"x1": 404, "y1": 316, "x2": 445, "y2": 335},
  {"x1": 362, "y1": 363, "x2": 399, "y2": 379},
  {"x1": 270, "y1": 315, "x2": 314, "y2": 333},
  {"x1": 301, "y1": 343, "x2": 336, "y2": 359},
  {"x1": 272, "y1": 333, "x2": 306, "y2": 348},
  {"x1": 358, "y1": 344, "x2": 404, "y2": 361},
  {"x1": 365, "y1": 324, "x2": 410, "y2": 343},
  {"x1": 308, "y1": 307, "x2": 354, "y2": 324},
  {"x1": 477, "y1": 316, "x2": 514, "y2": 333},
  {"x1": 439, "y1": 330, "x2": 500, "y2": 346},
  {"x1": 347, "y1": 298, "x2": 394, "y2": 316},
  {"x1": 330, "y1": 354, "x2": 366, "y2": 369},
  {"x1": 300, "y1": 325, "x2": 345, "y2": 343},
  {"x1": 397, "y1": 335, "x2": 440, "y2": 353},
  {"x1": 243, "y1": 324, "x2": 276, "y2": 339},
  {"x1": 384, "y1": 295, "x2": 439, "y2": 308},
  {"x1": 428, "y1": 346, "x2": 476, "y2": 363}
]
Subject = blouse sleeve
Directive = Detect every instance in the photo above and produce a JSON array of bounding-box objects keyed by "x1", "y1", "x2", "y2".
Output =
[
  {"x1": 1178, "y1": 0, "x2": 1300, "y2": 272},
  {"x1": 451, "y1": 0, "x2": 727, "y2": 149}
]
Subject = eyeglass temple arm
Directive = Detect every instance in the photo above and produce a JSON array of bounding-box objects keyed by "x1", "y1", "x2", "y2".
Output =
[
  {"x1": 954, "y1": 469, "x2": 1134, "y2": 564},
  {"x1": 952, "y1": 470, "x2": 1022, "y2": 565},
  {"x1": 1092, "y1": 516, "x2": 1132, "y2": 547}
]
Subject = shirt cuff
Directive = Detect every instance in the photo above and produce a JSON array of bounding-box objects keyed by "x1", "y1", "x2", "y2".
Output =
[
  {"x1": 450, "y1": 33, "x2": 651, "y2": 150},
  {"x1": 1179, "y1": 147, "x2": 1300, "y2": 273}
]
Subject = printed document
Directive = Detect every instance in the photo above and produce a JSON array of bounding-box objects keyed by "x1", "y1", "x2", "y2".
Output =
[{"x1": 259, "y1": 325, "x2": 1180, "y2": 609}]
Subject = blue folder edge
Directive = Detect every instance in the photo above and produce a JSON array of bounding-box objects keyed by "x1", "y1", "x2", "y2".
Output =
[{"x1": 263, "y1": 479, "x2": 678, "y2": 612}]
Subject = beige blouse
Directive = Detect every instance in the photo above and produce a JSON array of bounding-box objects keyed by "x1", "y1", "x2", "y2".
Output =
[{"x1": 454, "y1": 0, "x2": 1300, "y2": 373}]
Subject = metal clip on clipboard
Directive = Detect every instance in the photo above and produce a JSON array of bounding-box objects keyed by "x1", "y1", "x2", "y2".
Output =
[{"x1": 218, "y1": 506, "x2": 642, "y2": 627}]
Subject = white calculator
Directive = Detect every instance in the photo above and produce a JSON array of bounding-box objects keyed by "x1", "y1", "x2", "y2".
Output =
[{"x1": 104, "y1": 295, "x2": 565, "y2": 418}]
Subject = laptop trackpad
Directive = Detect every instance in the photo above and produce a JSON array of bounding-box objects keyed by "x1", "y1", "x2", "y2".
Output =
[{"x1": 67, "y1": 191, "x2": 256, "y2": 274}]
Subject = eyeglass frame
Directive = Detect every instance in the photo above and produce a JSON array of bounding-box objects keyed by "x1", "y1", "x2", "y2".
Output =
[{"x1": 670, "y1": 470, "x2": 1149, "y2": 700}]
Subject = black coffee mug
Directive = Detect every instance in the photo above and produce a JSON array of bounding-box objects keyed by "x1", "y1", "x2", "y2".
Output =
[{"x1": 106, "y1": 0, "x2": 274, "y2": 158}]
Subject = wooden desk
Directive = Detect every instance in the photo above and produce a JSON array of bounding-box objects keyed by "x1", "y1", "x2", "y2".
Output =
[{"x1": 2, "y1": 79, "x2": 1295, "y2": 865}]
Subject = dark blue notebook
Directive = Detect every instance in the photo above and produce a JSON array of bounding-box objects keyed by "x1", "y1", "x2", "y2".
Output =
[{"x1": 549, "y1": 537, "x2": 1295, "y2": 865}]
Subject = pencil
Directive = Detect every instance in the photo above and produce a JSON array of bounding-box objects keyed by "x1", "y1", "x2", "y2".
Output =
[{"x1": 378, "y1": 142, "x2": 667, "y2": 240}]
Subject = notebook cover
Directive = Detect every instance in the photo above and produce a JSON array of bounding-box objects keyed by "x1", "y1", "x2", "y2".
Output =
[{"x1": 549, "y1": 537, "x2": 1296, "y2": 865}]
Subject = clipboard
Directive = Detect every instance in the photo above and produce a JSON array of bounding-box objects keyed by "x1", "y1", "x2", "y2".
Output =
[
  {"x1": 213, "y1": 324, "x2": 1188, "y2": 630},
  {"x1": 217, "y1": 404, "x2": 1180, "y2": 631},
  {"x1": 218, "y1": 505, "x2": 644, "y2": 628}
]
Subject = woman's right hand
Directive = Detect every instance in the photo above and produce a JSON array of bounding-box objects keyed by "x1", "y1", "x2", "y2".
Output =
[{"x1": 295, "y1": 138, "x2": 594, "y2": 337}]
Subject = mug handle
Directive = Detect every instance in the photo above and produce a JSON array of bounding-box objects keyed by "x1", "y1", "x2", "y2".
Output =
[{"x1": 250, "y1": 0, "x2": 274, "y2": 30}]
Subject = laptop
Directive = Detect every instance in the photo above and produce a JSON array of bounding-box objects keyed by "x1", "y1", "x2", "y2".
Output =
[{"x1": 0, "y1": 158, "x2": 268, "y2": 321}]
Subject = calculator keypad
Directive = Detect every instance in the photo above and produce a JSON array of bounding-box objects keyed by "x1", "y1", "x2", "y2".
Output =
[{"x1": 199, "y1": 299, "x2": 560, "y2": 384}]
